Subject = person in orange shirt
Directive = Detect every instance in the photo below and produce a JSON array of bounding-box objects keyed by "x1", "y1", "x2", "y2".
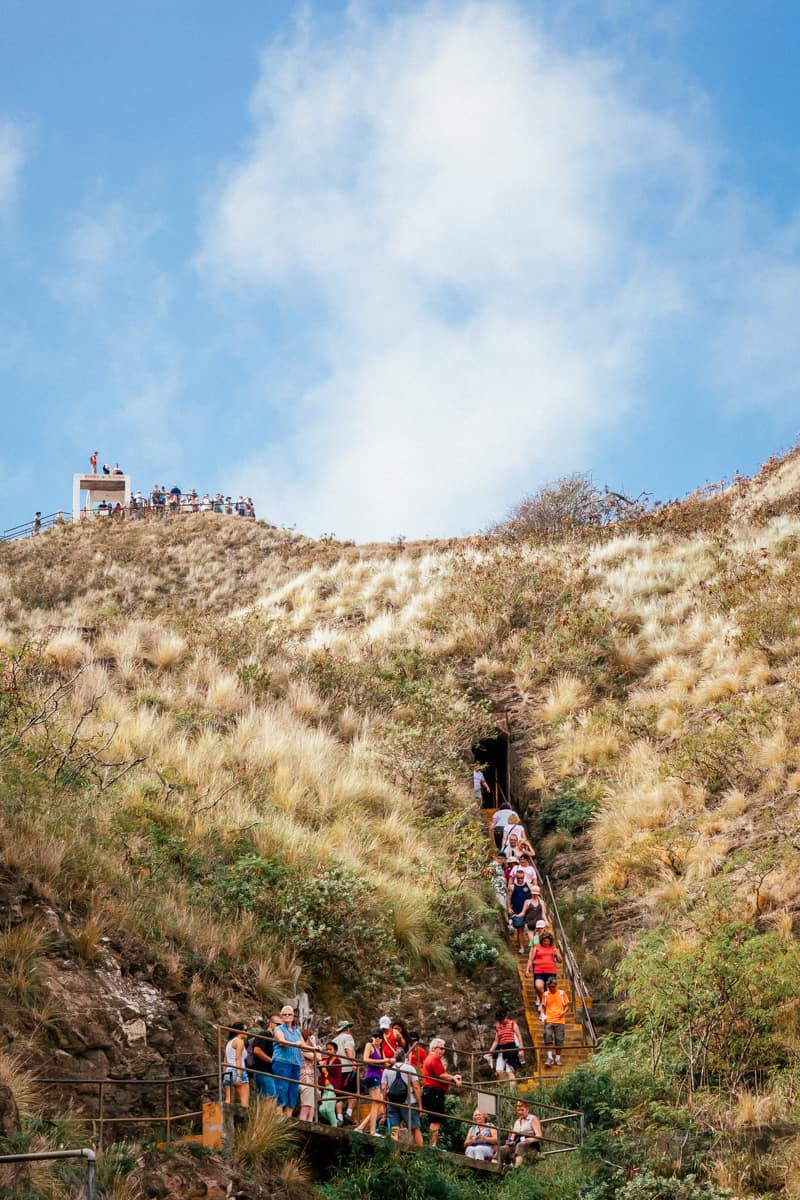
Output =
[{"x1": 541, "y1": 977, "x2": 570, "y2": 1066}]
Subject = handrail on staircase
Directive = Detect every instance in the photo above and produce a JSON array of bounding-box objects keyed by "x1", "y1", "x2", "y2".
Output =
[
  {"x1": 542, "y1": 874, "x2": 597, "y2": 1048},
  {"x1": 1, "y1": 510, "x2": 66, "y2": 540}
]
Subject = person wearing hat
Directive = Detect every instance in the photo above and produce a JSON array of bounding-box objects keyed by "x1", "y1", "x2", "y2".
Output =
[
  {"x1": 333, "y1": 1020, "x2": 357, "y2": 1124},
  {"x1": 507, "y1": 867, "x2": 534, "y2": 955},
  {"x1": 523, "y1": 883, "x2": 547, "y2": 935}
]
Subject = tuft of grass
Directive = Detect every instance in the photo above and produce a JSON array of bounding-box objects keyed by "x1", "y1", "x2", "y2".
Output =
[
  {"x1": 274, "y1": 1154, "x2": 313, "y2": 1195},
  {"x1": 235, "y1": 1101, "x2": 298, "y2": 1167},
  {"x1": 68, "y1": 913, "x2": 105, "y2": 964},
  {"x1": 0, "y1": 1050, "x2": 41, "y2": 1117},
  {"x1": 0, "y1": 922, "x2": 49, "y2": 1000},
  {"x1": 539, "y1": 674, "x2": 589, "y2": 723}
]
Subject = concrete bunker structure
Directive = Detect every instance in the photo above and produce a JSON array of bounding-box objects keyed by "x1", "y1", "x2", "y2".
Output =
[{"x1": 72, "y1": 473, "x2": 131, "y2": 521}]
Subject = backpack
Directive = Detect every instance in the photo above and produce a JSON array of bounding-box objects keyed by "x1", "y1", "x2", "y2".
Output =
[
  {"x1": 387, "y1": 1069, "x2": 409, "y2": 1103},
  {"x1": 244, "y1": 1036, "x2": 257, "y2": 1071}
]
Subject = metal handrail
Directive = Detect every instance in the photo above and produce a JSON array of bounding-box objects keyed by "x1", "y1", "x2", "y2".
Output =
[
  {"x1": 542, "y1": 874, "x2": 597, "y2": 1047},
  {"x1": 1, "y1": 510, "x2": 66, "y2": 540},
  {"x1": 0, "y1": 1149, "x2": 96, "y2": 1199}
]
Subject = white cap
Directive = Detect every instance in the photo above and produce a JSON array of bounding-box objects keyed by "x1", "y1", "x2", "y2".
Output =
[
  {"x1": 378, "y1": 1015, "x2": 391, "y2": 1030},
  {"x1": 535, "y1": 920, "x2": 547, "y2": 929}
]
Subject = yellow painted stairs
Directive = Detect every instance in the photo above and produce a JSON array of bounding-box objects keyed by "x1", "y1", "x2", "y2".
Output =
[{"x1": 482, "y1": 808, "x2": 596, "y2": 1087}]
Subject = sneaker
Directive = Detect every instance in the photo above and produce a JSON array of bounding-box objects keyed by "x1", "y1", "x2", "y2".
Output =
[
  {"x1": 545, "y1": 1055, "x2": 554, "y2": 1067},
  {"x1": 342, "y1": 1113, "x2": 354, "y2": 1126},
  {"x1": 555, "y1": 1055, "x2": 561, "y2": 1065}
]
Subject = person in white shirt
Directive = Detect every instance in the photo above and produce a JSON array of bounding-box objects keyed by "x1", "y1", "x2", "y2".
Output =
[
  {"x1": 473, "y1": 766, "x2": 491, "y2": 806},
  {"x1": 490, "y1": 802, "x2": 517, "y2": 852}
]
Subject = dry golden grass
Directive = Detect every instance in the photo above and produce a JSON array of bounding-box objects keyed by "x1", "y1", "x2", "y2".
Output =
[
  {"x1": 539, "y1": 674, "x2": 589, "y2": 723},
  {"x1": 235, "y1": 1101, "x2": 298, "y2": 1166},
  {"x1": 0, "y1": 1049, "x2": 41, "y2": 1117},
  {"x1": 683, "y1": 837, "x2": 730, "y2": 883},
  {"x1": 43, "y1": 631, "x2": 90, "y2": 669}
]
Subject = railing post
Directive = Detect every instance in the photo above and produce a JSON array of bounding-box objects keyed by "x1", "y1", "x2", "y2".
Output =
[
  {"x1": 165, "y1": 1081, "x2": 171, "y2": 1143},
  {"x1": 86, "y1": 1152, "x2": 97, "y2": 1200},
  {"x1": 97, "y1": 1082, "x2": 104, "y2": 1152},
  {"x1": 217, "y1": 1025, "x2": 223, "y2": 1106}
]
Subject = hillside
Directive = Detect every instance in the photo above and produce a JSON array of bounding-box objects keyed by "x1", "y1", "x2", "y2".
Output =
[{"x1": 1, "y1": 450, "x2": 800, "y2": 1199}]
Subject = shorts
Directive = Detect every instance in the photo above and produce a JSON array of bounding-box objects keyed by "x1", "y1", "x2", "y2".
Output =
[
  {"x1": 387, "y1": 1104, "x2": 420, "y2": 1130},
  {"x1": 363, "y1": 1076, "x2": 382, "y2": 1095},
  {"x1": 495, "y1": 1043, "x2": 520, "y2": 1071},
  {"x1": 223, "y1": 1069, "x2": 248, "y2": 1088},
  {"x1": 340, "y1": 1070, "x2": 357, "y2": 1095},
  {"x1": 421, "y1": 1088, "x2": 446, "y2": 1119},
  {"x1": 299, "y1": 1083, "x2": 316, "y2": 1107},
  {"x1": 253, "y1": 1072, "x2": 276, "y2": 1099},
  {"x1": 544, "y1": 1023, "x2": 565, "y2": 1049},
  {"x1": 534, "y1": 973, "x2": 557, "y2": 987},
  {"x1": 511, "y1": 914, "x2": 527, "y2": 928},
  {"x1": 493, "y1": 828, "x2": 504, "y2": 851},
  {"x1": 272, "y1": 1061, "x2": 300, "y2": 1109}
]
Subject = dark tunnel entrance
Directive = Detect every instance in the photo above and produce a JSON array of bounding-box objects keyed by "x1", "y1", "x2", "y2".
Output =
[{"x1": 473, "y1": 716, "x2": 509, "y2": 808}]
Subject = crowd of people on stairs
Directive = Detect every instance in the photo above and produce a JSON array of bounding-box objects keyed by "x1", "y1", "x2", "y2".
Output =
[{"x1": 219, "y1": 767, "x2": 574, "y2": 1164}]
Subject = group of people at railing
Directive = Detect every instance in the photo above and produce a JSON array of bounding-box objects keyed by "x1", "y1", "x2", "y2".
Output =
[
  {"x1": 84, "y1": 486, "x2": 257, "y2": 520},
  {"x1": 222, "y1": 1009, "x2": 545, "y2": 1166}
]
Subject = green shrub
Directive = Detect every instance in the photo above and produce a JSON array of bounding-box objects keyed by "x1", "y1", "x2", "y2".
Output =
[{"x1": 539, "y1": 781, "x2": 597, "y2": 836}]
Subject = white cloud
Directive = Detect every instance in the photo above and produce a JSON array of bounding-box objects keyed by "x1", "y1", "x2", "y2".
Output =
[
  {"x1": 198, "y1": 2, "x2": 797, "y2": 539},
  {"x1": 0, "y1": 119, "x2": 24, "y2": 214}
]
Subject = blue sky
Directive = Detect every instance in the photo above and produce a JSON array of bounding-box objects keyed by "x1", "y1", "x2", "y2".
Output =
[{"x1": 1, "y1": 0, "x2": 798, "y2": 541}]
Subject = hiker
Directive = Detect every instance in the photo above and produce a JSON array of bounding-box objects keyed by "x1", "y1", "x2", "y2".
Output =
[
  {"x1": 102, "y1": 463, "x2": 111, "y2": 474},
  {"x1": 517, "y1": 852, "x2": 538, "y2": 888},
  {"x1": 384, "y1": 1018, "x2": 410, "y2": 1060},
  {"x1": 298, "y1": 1026, "x2": 321, "y2": 1122},
  {"x1": 522, "y1": 888, "x2": 546, "y2": 940},
  {"x1": 250, "y1": 1014, "x2": 278, "y2": 1100},
  {"x1": 316, "y1": 1041, "x2": 342, "y2": 1126},
  {"x1": 223, "y1": 1021, "x2": 249, "y2": 1108},
  {"x1": 526, "y1": 931, "x2": 563, "y2": 1004},
  {"x1": 112, "y1": 463, "x2": 123, "y2": 475},
  {"x1": 332, "y1": 1019, "x2": 357, "y2": 1125},
  {"x1": 464, "y1": 1110, "x2": 498, "y2": 1161},
  {"x1": 381, "y1": 1049, "x2": 423, "y2": 1146},
  {"x1": 355, "y1": 1030, "x2": 387, "y2": 1135},
  {"x1": 421, "y1": 1038, "x2": 462, "y2": 1148},
  {"x1": 496, "y1": 1100, "x2": 542, "y2": 1167},
  {"x1": 507, "y1": 867, "x2": 534, "y2": 954},
  {"x1": 32, "y1": 512, "x2": 41, "y2": 534},
  {"x1": 487, "y1": 1009, "x2": 524, "y2": 1079},
  {"x1": 541, "y1": 977, "x2": 570, "y2": 1067},
  {"x1": 490, "y1": 800, "x2": 516, "y2": 852},
  {"x1": 271, "y1": 1004, "x2": 307, "y2": 1114},
  {"x1": 408, "y1": 1032, "x2": 427, "y2": 1073},
  {"x1": 89, "y1": 451, "x2": 98, "y2": 473},
  {"x1": 501, "y1": 814, "x2": 526, "y2": 859},
  {"x1": 473, "y1": 764, "x2": 491, "y2": 806}
]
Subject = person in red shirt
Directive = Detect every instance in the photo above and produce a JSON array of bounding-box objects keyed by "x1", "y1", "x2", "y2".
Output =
[
  {"x1": 408, "y1": 1032, "x2": 427, "y2": 1072},
  {"x1": 525, "y1": 931, "x2": 562, "y2": 1006},
  {"x1": 421, "y1": 1038, "x2": 462, "y2": 1147}
]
